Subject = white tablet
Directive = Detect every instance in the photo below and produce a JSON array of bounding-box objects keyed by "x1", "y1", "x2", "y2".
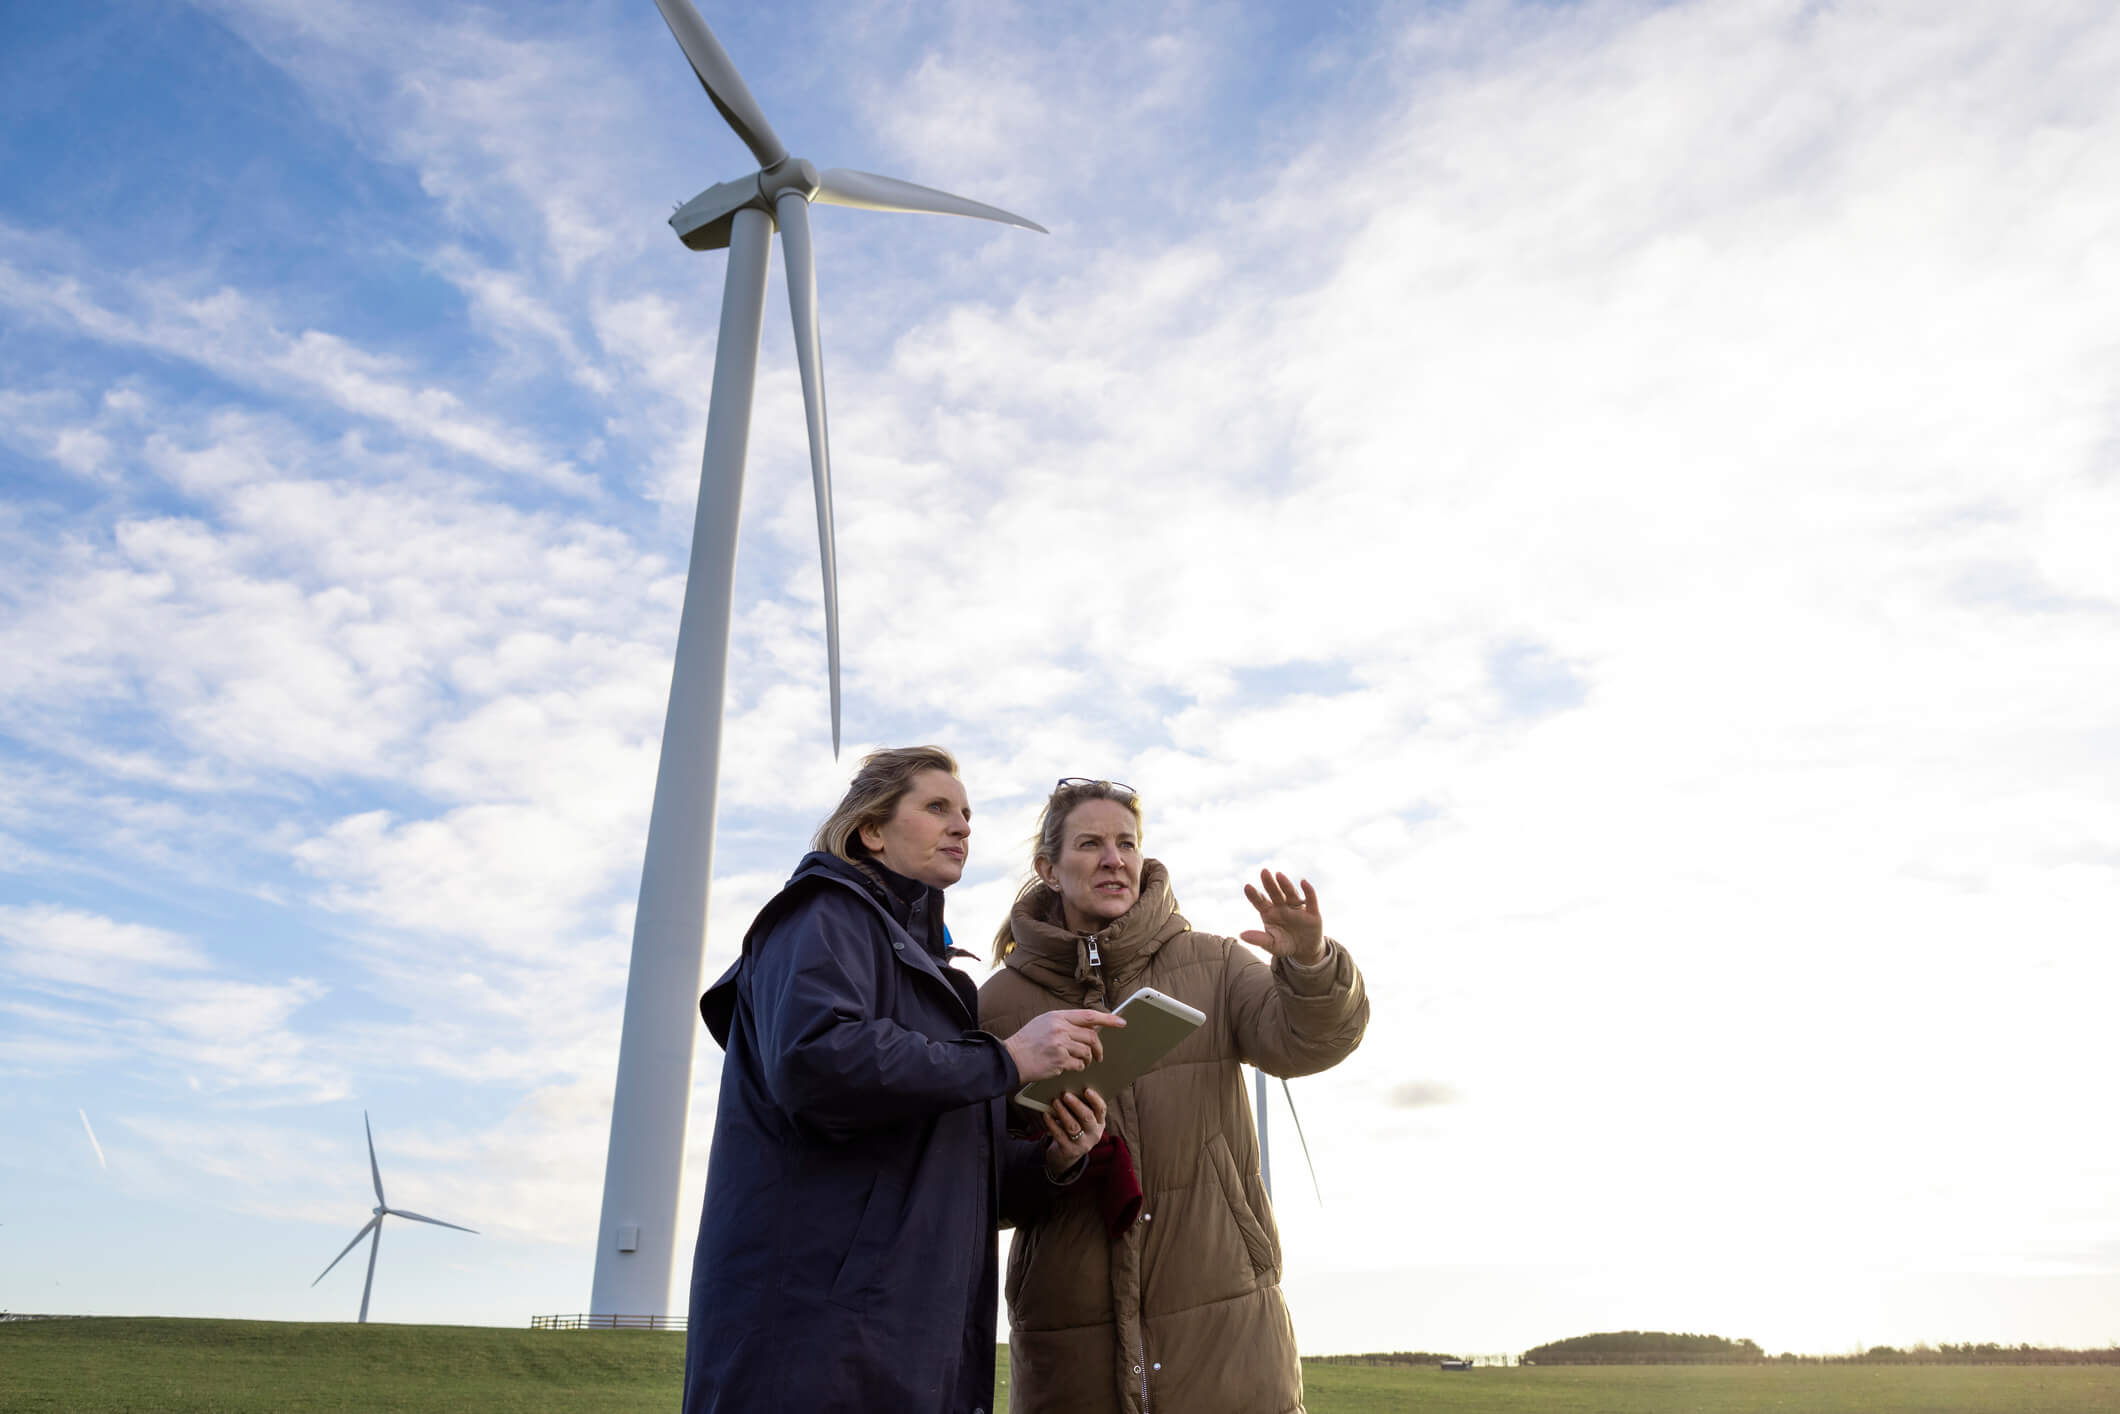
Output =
[{"x1": 1013, "y1": 987, "x2": 1207, "y2": 1114}]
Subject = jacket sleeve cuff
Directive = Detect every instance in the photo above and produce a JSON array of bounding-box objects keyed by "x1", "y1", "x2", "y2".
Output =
[
  {"x1": 977, "y1": 1029, "x2": 1023, "y2": 1094},
  {"x1": 1045, "y1": 1147, "x2": 1089, "y2": 1185},
  {"x1": 1274, "y1": 938, "x2": 1344, "y2": 996}
]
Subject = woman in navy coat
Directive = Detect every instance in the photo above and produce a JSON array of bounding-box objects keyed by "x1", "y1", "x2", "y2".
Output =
[{"x1": 684, "y1": 745, "x2": 1122, "y2": 1414}]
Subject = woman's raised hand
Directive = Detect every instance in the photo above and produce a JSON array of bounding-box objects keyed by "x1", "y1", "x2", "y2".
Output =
[
  {"x1": 1240, "y1": 869, "x2": 1327, "y2": 965},
  {"x1": 1003, "y1": 1007, "x2": 1126, "y2": 1083},
  {"x1": 1041, "y1": 1089, "x2": 1107, "y2": 1176}
]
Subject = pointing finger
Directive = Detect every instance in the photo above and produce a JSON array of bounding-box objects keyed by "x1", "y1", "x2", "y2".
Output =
[{"x1": 1061, "y1": 1024, "x2": 1101, "y2": 1063}]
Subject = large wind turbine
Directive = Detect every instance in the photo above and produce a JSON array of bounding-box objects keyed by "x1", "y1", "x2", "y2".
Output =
[
  {"x1": 312, "y1": 1112, "x2": 477, "y2": 1324},
  {"x1": 589, "y1": 0, "x2": 1045, "y2": 1318}
]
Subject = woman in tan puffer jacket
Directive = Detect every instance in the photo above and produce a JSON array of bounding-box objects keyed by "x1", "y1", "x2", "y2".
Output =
[{"x1": 979, "y1": 778, "x2": 1369, "y2": 1414}]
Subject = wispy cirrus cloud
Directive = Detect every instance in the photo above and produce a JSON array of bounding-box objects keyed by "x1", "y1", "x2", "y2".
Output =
[
  {"x1": 0, "y1": 905, "x2": 336, "y2": 1097},
  {"x1": 0, "y1": 229, "x2": 584, "y2": 490}
]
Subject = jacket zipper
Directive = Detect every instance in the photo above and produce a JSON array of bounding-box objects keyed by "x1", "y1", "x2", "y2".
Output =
[
  {"x1": 1086, "y1": 923, "x2": 1145, "y2": 1408},
  {"x1": 1083, "y1": 934, "x2": 1111, "y2": 1008},
  {"x1": 1086, "y1": 925, "x2": 1148, "y2": 1414}
]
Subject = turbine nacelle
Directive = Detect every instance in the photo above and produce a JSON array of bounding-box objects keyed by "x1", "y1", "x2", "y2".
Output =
[
  {"x1": 672, "y1": 157, "x2": 820, "y2": 251},
  {"x1": 671, "y1": 176, "x2": 764, "y2": 251}
]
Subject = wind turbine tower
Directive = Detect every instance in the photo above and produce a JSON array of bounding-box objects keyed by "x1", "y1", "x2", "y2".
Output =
[
  {"x1": 1256, "y1": 1069, "x2": 1323, "y2": 1206},
  {"x1": 589, "y1": 0, "x2": 1045, "y2": 1318}
]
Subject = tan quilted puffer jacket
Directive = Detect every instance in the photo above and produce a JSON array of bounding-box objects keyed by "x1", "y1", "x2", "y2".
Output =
[{"x1": 978, "y1": 860, "x2": 1369, "y2": 1414}]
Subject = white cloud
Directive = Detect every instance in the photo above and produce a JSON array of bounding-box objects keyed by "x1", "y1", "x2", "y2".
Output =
[
  {"x1": 0, "y1": 905, "x2": 210, "y2": 978},
  {"x1": 0, "y1": 905, "x2": 337, "y2": 1097},
  {"x1": 431, "y1": 245, "x2": 615, "y2": 397},
  {"x1": 0, "y1": 229, "x2": 583, "y2": 490}
]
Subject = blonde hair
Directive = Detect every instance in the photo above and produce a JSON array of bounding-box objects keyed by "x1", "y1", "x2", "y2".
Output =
[
  {"x1": 812, "y1": 745, "x2": 961, "y2": 862},
  {"x1": 990, "y1": 778, "x2": 1144, "y2": 962}
]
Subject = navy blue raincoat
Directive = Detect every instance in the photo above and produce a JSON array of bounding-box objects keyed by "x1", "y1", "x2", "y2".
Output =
[{"x1": 683, "y1": 850, "x2": 1058, "y2": 1413}]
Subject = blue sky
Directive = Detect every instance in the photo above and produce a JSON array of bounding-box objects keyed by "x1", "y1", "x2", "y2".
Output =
[{"x1": 4, "y1": 0, "x2": 2119, "y2": 1356}]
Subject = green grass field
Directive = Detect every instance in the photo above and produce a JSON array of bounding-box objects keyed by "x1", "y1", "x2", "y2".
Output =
[
  {"x1": 1296, "y1": 1361, "x2": 2120, "y2": 1413},
  {"x1": 5, "y1": 1319, "x2": 2117, "y2": 1413},
  {"x1": 0, "y1": 1319, "x2": 675, "y2": 1413}
]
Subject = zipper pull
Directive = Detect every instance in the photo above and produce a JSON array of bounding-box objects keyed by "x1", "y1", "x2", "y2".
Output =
[{"x1": 1085, "y1": 935, "x2": 1102, "y2": 968}]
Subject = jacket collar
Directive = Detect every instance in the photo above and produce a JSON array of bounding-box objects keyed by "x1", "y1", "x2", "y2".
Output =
[
  {"x1": 1003, "y1": 858, "x2": 1185, "y2": 994},
  {"x1": 841, "y1": 850, "x2": 951, "y2": 960},
  {"x1": 702, "y1": 850, "x2": 966, "y2": 1045}
]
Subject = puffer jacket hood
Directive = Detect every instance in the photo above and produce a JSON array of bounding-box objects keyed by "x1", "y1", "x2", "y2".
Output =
[{"x1": 1003, "y1": 859, "x2": 1186, "y2": 997}]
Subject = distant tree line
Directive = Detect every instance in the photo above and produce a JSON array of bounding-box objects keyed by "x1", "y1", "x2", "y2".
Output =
[
  {"x1": 1522, "y1": 1331, "x2": 1765, "y2": 1365},
  {"x1": 1305, "y1": 1351, "x2": 1465, "y2": 1367},
  {"x1": 1514, "y1": 1331, "x2": 2120, "y2": 1366},
  {"x1": 1792, "y1": 1343, "x2": 2120, "y2": 1366}
]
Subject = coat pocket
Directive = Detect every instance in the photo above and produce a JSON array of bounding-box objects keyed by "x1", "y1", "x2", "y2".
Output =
[
  {"x1": 1207, "y1": 1133, "x2": 1278, "y2": 1286},
  {"x1": 825, "y1": 1174, "x2": 904, "y2": 1312}
]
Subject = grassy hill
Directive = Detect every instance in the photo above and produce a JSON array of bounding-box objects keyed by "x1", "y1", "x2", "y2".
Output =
[
  {"x1": 6, "y1": 1317, "x2": 2119, "y2": 1413},
  {"x1": 0, "y1": 1318, "x2": 682, "y2": 1413}
]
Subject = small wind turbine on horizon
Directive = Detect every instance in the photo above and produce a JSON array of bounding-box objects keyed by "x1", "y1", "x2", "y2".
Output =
[
  {"x1": 589, "y1": 0, "x2": 1045, "y2": 1318},
  {"x1": 312, "y1": 1112, "x2": 477, "y2": 1324}
]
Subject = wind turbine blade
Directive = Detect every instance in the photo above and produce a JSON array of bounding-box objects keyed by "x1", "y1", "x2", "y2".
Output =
[
  {"x1": 775, "y1": 191, "x2": 842, "y2": 756},
  {"x1": 651, "y1": 0, "x2": 787, "y2": 169},
  {"x1": 364, "y1": 1111, "x2": 386, "y2": 1209},
  {"x1": 813, "y1": 169, "x2": 1047, "y2": 234},
  {"x1": 1280, "y1": 1077, "x2": 1323, "y2": 1205},
  {"x1": 387, "y1": 1209, "x2": 478, "y2": 1235},
  {"x1": 312, "y1": 1217, "x2": 380, "y2": 1286},
  {"x1": 359, "y1": 1221, "x2": 380, "y2": 1324}
]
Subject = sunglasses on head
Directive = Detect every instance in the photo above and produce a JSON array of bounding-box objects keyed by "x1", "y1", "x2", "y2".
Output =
[{"x1": 1056, "y1": 777, "x2": 1135, "y2": 796}]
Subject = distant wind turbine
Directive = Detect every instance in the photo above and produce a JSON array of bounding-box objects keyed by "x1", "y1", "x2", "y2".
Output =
[
  {"x1": 589, "y1": 0, "x2": 1045, "y2": 1318},
  {"x1": 312, "y1": 1112, "x2": 476, "y2": 1324}
]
